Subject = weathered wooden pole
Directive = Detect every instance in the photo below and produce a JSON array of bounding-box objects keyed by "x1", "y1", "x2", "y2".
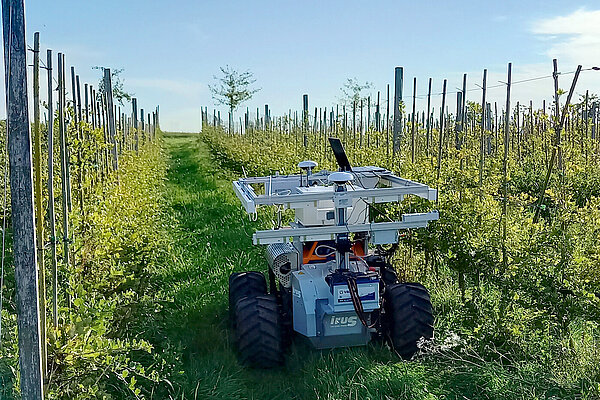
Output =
[
  {"x1": 62, "y1": 58, "x2": 72, "y2": 213},
  {"x1": 84, "y1": 83, "x2": 89, "y2": 123},
  {"x1": 479, "y1": 69, "x2": 487, "y2": 185},
  {"x1": 426, "y1": 78, "x2": 432, "y2": 156},
  {"x1": 70, "y1": 67, "x2": 83, "y2": 215},
  {"x1": 76, "y1": 76, "x2": 82, "y2": 122},
  {"x1": 352, "y1": 100, "x2": 356, "y2": 148},
  {"x1": 376, "y1": 91, "x2": 381, "y2": 132},
  {"x1": 386, "y1": 84, "x2": 390, "y2": 158},
  {"x1": 90, "y1": 85, "x2": 96, "y2": 128},
  {"x1": 101, "y1": 95, "x2": 109, "y2": 175},
  {"x1": 461, "y1": 73, "x2": 467, "y2": 140},
  {"x1": 31, "y1": 30, "x2": 47, "y2": 381},
  {"x1": 436, "y1": 79, "x2": 447, "y2": 183},
  {"x1": 359, "y1": 100, "x2": 363, "y2": 147},
  {"x1": 140, "y1": 108, "x2": 145, "y2": 145},
  {"x1": 46, "y1": 49, "x2": 58, "y2": 328},
  {"x1": 302, "y1": 94, "x2": 308, "y2": 148},
  {"x1": 132, "y1": 98, "x2": 139, "y2": 152},
  {"x1": 103, "y1": 68, "x2": 119, "y2": 171},
  {"x1": 411, "y1": 77, "x2": 416, "y2": 163},
  {"x1": 343, "y1": 105, "x2": 347, "y2": 144},
  {"x1": 552, "y1": 59, "x2": 561, "y2": 170},
  {"x1": 494, "y1": 102, "x2": 498, "y2": 154},
  {"x1": 584, "y1": 90, "x2": 589, "y2": 155},
  {"x1": 57, "y1": 53, "x2": 70, "y2": 282},
  {"x1": 2, "y1": 1, "x2": 44, "y2": 396},
  {"x1": 392, "y1": 67, "x2": 404, "y2": 157},
  {"x1": 455, "y1": 91, "x2": 463, "y2": 150},
  {"x1": 265, "y1": 104, "x2": 269, "y2": 131},
  {"x1": 502, "y1": 63, "x2": 512, "y2": 271}
]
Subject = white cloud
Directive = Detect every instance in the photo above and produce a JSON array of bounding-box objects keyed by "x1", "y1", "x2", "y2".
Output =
[{"x1": 532, "y1": 8, "x2": 600, "y2": 67}]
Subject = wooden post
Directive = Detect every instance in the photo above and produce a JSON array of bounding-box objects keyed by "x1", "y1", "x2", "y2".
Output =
[
  {"x1": 494, "y1": 102, "x2": 498, "y2": 154},
  {"x1": 502, "y1": 63, "x2": 512, "y2": 271},
  {"x1": 411, "y1": 77, "x2": 416, "y2": 163},
  {"x1": 152, "y1": 112, "x2": 156, "y2": 140},
  {"x1": 386, "y1": 84, "x2": 390, "y2": 159},
  {"x1": 265, "y1": 104, "x2": 269, "y2": 130},
  {"x1": 84, "y1": 83, "x2": 89, "y2": 123},
  {"x1": 367, "y1": 96, "x2": 371, "y2": 133},
  {"x1": 62, "y1": 58, "x2": 72, "y2": 213},
  {"x1": 90, "y1": 85, "x2": 96, "y2": 128},
  {"x1": 2, "y1": 1, "x2": 44, "y2": 396},
  {"x1": 101, "y1": 95, "x2": 109, "y2": 175},
  {"x1": 479, "y1": 69, "x2": 487, "y2": 185},
  {"x1": 103, "y1": 68, "x2": 119, "y2": 171},
  {"x1": 76, "y1": 76, "x2": 82, "y2": 122},
  {"x1": 71, "y1": 67, "x2": 83, "y2": 215},
  {"x1": 426, "y1": 78, "x2": 432, "y2": 157},
  {"x1": 57, "y1": 53, "x2": 70, "y2": 283},
  {"x1": 352, "y1": 100, "x2": 356, "y2": 149},
  {"x1": 132, "y1": 98, "x2": 138, "y2": 152},
  {"x1": 455, "y1": 91, "x2": 463, "y2": 150},
  {"x1": 46, "y1": 49, "x2": 58, "y2": 328},
  {"x1": 461, "y1": 73, "x2": 467, "y2": 141},
  {"x1": 141, "y1": 108, "x2": 145, "y2": 144},
  {"x1": 585, "y1": 90, "x2": 589, "y2": 154},
  {"x1": 343, "y1": 105, "x2": 347, "y2": 144},
  {"x1": 359, "y1": 100, "x2": 363, "y2": 147},
  {"x1": 31, "y1": 30, "x2": 47, "y2": 380},
  {"x1": 436, "y1": 80, "x2": 447, "y2": 183},
  {"x1": 392, "y1": 67, "x2": 403, "y2": 156},
  {"x1": 376, "y1": 91, "x2": 380, "y2": 132},
  {"x1": 552, "y1": 59, "x2": 561, "y2": 170},
  {"x1": 303, "y1": 94, "x2": 308, "y2": 147}
]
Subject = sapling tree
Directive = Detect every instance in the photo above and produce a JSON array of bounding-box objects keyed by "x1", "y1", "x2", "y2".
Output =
[
  {"x1": 94, "y1": 67, "x2": 133, "y2": 105},
  {"x1": 340, "y1": 78, "x2": 373, "y2": 107},
  {"x1": 209, "y1": 66, "x2": 260, "y2": 133}
]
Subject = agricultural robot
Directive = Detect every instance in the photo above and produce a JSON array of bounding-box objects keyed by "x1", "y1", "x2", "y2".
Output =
[{"x1": 230, "y1": 138, "x2": 438, "y2": 368}]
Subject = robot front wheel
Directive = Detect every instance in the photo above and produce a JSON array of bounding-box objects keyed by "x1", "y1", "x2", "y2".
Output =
[{"x1": 229, "y1": 272, "x2": 434, "y2": 368}]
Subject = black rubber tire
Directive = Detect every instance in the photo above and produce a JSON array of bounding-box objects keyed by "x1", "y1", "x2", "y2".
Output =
[
  {"x1": 235, "y1": 294, "x2": 285, "y2": 368},
  {"x1": 228, "y1": 272, "x2": 267, "y2": 326},
  {"x1": 384, "y1": 282, "x2": 434, "y2": 360}
]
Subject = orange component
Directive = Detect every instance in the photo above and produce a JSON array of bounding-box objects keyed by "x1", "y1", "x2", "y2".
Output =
[
  {"x1": 303, "y1": 241, "x2": 323, "y2": 264},
  {"x1": 303, "y1": 240, "x2": 366, "y2": 264},
  {"x1": 351, "y1": 241, "x2": 365, "y2": 258}
]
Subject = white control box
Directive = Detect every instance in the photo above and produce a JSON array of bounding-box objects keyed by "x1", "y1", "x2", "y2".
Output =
[{"x1": 293, "y1": 186, "x2": 368, "y2": 226}]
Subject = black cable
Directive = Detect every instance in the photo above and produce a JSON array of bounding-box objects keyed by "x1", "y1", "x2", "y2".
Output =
[{"x1": 346, "y1": 275, "x2": 379, "y2": 329}]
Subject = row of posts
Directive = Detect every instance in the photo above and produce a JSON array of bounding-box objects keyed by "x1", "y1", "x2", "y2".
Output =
[{"x1": 2, "y1": 1, "x2": 160, "y2": 395}]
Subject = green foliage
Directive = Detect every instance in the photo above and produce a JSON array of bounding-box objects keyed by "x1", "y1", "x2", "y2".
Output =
[
  {"x1": 201, "y1": 114, "x2": 600, "y2": 398},
  {"x1": 44, "y1": 142, "x2": 170, "y2": 399}
]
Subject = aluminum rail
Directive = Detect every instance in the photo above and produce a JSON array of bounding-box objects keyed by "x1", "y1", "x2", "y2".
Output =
[
  {"x1": 252, "y1": 211, "x2": 440, "y2": 245},
  {"x1": 233, "y1": 174, "x2": 437, "y2": 214}
]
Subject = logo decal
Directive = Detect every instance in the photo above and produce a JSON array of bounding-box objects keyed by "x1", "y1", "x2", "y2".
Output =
[{"x1": 329, "y1": 315, "x2": 358, "y2": 328}]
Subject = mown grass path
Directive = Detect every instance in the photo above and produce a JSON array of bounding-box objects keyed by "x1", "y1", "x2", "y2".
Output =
[
  {"x1": 150, "y1": 133, "x2": 556, "y2": 400},
  {"x1": 156, "y1": 133, "x2": 418, "y2": 400}
]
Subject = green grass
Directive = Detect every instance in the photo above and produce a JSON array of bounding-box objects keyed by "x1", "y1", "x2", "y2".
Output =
[{"x1": 129, "y1": 133, "x2": 587, "y2": 400}]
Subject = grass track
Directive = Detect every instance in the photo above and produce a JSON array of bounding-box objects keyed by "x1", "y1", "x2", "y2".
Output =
[{"x1": 141, "y1": 133, "x2": 570, "y2": 400}]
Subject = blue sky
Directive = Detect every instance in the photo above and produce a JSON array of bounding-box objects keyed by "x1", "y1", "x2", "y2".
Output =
[{"x1": 5, "y1": 0, "x2": 600, "y2": 131}]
